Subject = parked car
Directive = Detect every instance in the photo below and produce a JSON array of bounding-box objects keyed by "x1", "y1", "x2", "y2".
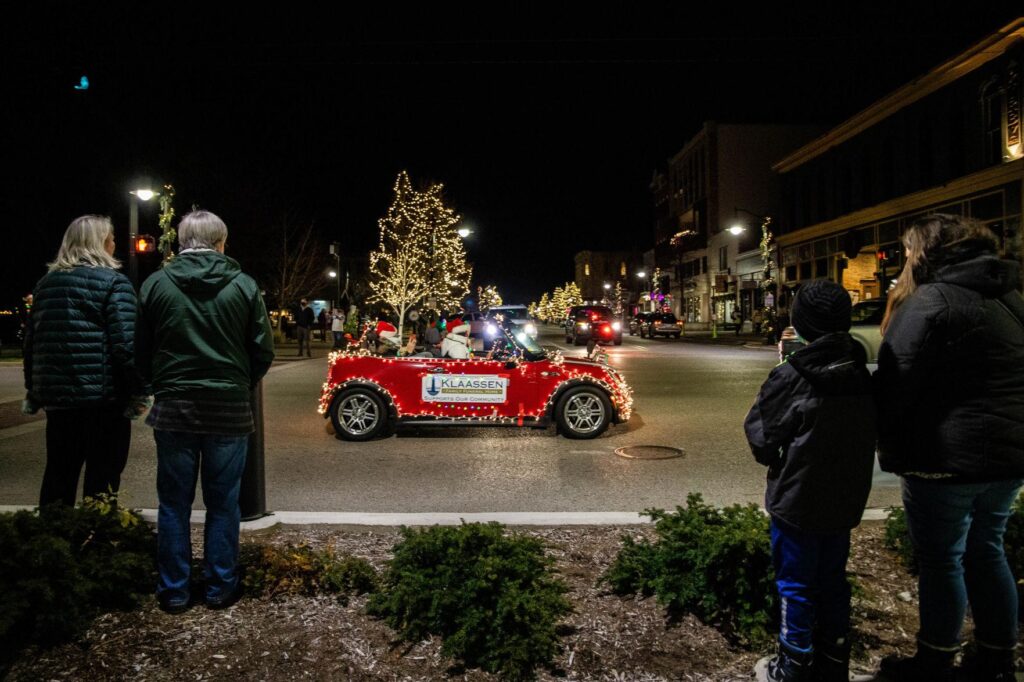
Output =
[
  {"x1": 486, "y1": 304, "x2": 538, "y2": 339},
  {"x1": 320, "y1": 323, "x2": 633, "y2": 440},
  {"x1": 639, "y1": 312, "x2": 681, "y2": 339},
  {"x1": 564, "y1": 305, "x2": 623, "y2": 346},
  {"x1": 778, "y1": 296, "x2": 886, "y2": 363},
  {"x1": 629, "y1": 312, "x2": 649, "y2": 336},
  {"x1": 849, "y1": 297, "x2": 885, "y2": 364}
]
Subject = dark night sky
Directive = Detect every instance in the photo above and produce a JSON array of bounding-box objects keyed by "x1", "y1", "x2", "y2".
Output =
[{"x1": 5, "y1": 3, "x2": 1022, "y2": 305}]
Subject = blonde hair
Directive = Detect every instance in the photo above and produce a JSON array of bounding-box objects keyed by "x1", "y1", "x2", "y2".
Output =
[
  {"x1": 881, "y1": 214, "x2": 998, "y2": 334},
  {"x1": 47, "y1": 215, "x2": 121, "y2": 272},
  {"x1": 178, "y1": 210, "x2": 228, "y2": 250}
]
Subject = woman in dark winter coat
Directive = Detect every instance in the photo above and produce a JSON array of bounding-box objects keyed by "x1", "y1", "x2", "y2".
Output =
[
  {"x1": 23, "y1": 215, "x2": 149, "y2": 507},
  {"x1": 874, "y1": 214, "x2": 1024, "y2": 682}
]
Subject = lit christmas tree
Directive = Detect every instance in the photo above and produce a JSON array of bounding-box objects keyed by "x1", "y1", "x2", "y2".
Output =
[
  {"x1": 419, "y1": 182, "x2": 472, "y2": 313},
  {"x1": 368, "y1": 172, "x2": 433, "y2": 341},
  {"x1": 563, "y1": 281, "x2": 583, "y2": 309},
  {"x1": 478, "y1": 284, "x2": 502, "y2": 311}
]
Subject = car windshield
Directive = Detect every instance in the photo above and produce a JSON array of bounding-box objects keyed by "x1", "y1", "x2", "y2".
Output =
[
  {"x1": 851, "y1": 299, "x2": 886, "y2": 325},
  {"x1": 654, "y1": 313, "x2": 677, "y2": 323},
  {"x1": 488, "y1": 307, "x2": 529, "y2": 320},
  {"x1": 490, "y1": 317, "x2": 546, "y2": 359}
]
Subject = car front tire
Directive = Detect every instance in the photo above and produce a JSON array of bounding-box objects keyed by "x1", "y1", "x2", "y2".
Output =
[
  {"x1": 330, "y1": 387, "x2": 390, "y2": 441},
  {"x1": 555, "y1": 386, "x2": 612, "y2": 439}
]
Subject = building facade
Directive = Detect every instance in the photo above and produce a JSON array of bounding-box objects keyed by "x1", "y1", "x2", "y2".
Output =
[
  {"x1": 654, "y1": 122, "x2": 819, "y2": 328},
  {"x1": 573, "y1": 250, "x2": 644, "y2": 305},
  {"x1": 773, "y1": 19, "x2": 1024, "y2": 303}
]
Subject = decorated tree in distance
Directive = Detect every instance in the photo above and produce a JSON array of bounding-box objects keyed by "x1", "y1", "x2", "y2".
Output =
[
  {"x1": 418, "y1": 181, "x2": 472, "y2": 313},
  {"x1": 368, "y1": 172, "x2": 433, "y2": 341},
  {"x1": 613, "y1": 281, "x2": 625, "y2": 315},
  {"x1": 563, "y1": 281, "x2": 583, "y2": 309},
  {"x1": 550, "y1": 286, "x2": 566, "y2": 321},
  {"x1": 478, "y1": 285, "x2": 502, "y2": 311},
  {"x1": 535, "y1": 293, "x2": 550, "y2": 322}
]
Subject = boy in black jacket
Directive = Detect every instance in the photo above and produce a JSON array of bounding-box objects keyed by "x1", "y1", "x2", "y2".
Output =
[{"x1": 744, "y1": 280, "x2": 877, "y2": 682}]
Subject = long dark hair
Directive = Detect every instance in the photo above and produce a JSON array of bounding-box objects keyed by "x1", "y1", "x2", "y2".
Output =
[{"x1": 881, "y1": 214, "x2": 998, "y2": 334}]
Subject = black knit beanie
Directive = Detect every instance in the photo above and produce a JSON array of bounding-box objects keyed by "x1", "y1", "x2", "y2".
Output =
[{"x1": 790, "y1": 280, "x2": 851, "y2": 342}]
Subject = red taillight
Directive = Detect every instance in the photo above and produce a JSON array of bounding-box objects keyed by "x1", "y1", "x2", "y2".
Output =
[
  {"x1": 601, "y1": 325, "x2": 612, "y2": 335},
  {"x1": 654, "y1": 320, "x2": 661, "y2": 326}
]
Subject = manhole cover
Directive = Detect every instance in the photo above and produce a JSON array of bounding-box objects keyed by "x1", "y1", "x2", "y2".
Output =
[{"x1": 614, "y1": 445, "x2": 685, "y2": 460}]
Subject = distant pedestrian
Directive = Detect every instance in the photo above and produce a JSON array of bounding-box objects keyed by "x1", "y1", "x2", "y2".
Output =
[
  {"x1": 731, "y1": 308, "x2": 742, "y2": 336},
  {"x1": 137, "y1": 210, "x2": 275, "y2": 614},
  {"x1": 745, "y1": 279, "x2": 875, "y2": 682},
  {"x1": 752, "y1": 308, "x2": 764, "y2": 335},
  {"x1": 873, "y1": 215, "x2": 1024, "y2": 682},
  {"x1": 317, "y1": 307, "x2": 328, "y2": 341},
  {"x1": 23, "y1": 215, "x2": 149, "y2": 508},
  {"x1": 331, "y1": 308, "x2": 346, "y2": 348},
  {"x1": 296, "y1": 298, "x2": 314, "y2": 357}
]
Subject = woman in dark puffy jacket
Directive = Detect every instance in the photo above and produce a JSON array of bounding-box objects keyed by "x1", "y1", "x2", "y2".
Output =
[
  {"x1": 874, "y1": 215, "x2": 1024, "y2": 682},
  {"x1": 23, "y1": 215, "x2": 148, "y2": 507}
]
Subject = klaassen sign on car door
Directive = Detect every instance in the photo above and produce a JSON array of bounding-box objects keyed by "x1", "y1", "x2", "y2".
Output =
[{"x1": 421, "y1": 374, "x2": 509, "y2": 403}]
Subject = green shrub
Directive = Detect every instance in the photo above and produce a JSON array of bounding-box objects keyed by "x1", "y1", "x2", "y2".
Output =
[
  {"x1": 367, "y1": 523, "x2": 571, "y2": 681},
  {"x1": 0, "y1": 498, "x2": 156, "y2": 667},
  {"x1": 242, "y1": 542, "x2": 377, "y2": 604},
  {"x1": 883, "y1": 506, "x2": 915, "y2": 571},
  {"x1": 603, "y1": 494, "x2": 777, "y2": 647}
]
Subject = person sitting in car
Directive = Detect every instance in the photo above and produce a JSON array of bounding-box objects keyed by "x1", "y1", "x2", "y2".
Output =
[{"x1": 441, "y1": 323, "x2": 470, "y2": 359}]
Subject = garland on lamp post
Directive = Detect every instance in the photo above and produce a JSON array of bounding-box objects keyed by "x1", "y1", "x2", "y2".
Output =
[
  {"x1": 157, "y1": 184, "x2": 177, "y2": 262},
  {"x1": 759, "y1": 216, "x2": 777, "y2": 343}
]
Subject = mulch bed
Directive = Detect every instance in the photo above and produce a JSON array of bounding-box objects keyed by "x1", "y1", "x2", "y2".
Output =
[{"x1": 4, "y1": 521, "x2": 955, "y2": 681}]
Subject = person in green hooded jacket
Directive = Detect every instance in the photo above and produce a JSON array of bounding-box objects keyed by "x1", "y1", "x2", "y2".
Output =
[{"x1": 136, "y1": 209, "x2": 274, "y2": 614}]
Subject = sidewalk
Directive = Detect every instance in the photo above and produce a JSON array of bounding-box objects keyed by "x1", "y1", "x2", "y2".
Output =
[
  {"x1": 271, "y1": 336, "x2": 337, "y2": 363},
  {"x1": 673, "y1": 329, "x2": 778, "y2": 351}
]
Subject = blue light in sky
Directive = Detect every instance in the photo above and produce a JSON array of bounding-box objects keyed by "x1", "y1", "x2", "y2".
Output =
[{"x1": 74, "y1": 76, "x2": 89, "y2": 91}]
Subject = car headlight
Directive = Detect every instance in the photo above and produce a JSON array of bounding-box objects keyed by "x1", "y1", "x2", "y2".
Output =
[
  {"x1": 524, "y1": 323, "x2": 537, "y2": 336},
  {"x1": 611, "y1": 321, "x2": 621, "y2": 331},
  {"x1": 578, "y1": 322, "x2": 589, "y2": 331}
]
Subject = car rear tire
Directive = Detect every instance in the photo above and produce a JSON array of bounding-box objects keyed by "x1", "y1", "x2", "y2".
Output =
[
  {"x1": 672, "y1": 333, "x2": 680, "y2": 339},
  {"x1": 330, "y1": 387, "x2": 390, "y2": 441},
  {"x1": 573, "y1": 334, "x2": 585, "y2": 346},
  {"x1": 613, "y1": 337, "x2": 622, "y2": 346},
  {"x1": 555, "y1": 385, "x2": 612, "y2": 439}
]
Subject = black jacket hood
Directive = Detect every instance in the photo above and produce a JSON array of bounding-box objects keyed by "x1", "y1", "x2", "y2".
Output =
[
  {"x1": 163, "y1": 251, "x2": 242, "y2": 296},
  {"x1": 931, "y1": 255, "x2": 1021, "y2": 298},
  {"x1": 787, "y1": 332, "x2": 870, "y2": 396}
]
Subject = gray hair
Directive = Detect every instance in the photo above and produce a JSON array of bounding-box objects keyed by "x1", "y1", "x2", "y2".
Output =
[
  {"x1": 178, "y1": 210, "x2": 228, "y2": 251},
  {"x1": 48, "y1": 215, "x2": 121, "y2": 272}
]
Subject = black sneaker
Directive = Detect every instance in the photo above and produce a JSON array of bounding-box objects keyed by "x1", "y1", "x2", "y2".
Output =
[
  {"x1": 206, "y1": 585, "x2": 243, "y2": 610},
  {"x1": 157, "y1": 592, "x2": 191, "y2": 615}
]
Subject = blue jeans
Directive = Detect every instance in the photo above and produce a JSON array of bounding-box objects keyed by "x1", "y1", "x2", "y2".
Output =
[
  {"x1": 902, "y1": 477, "x2": 1023, "y2": 651},
  {"x1": 770, "y1": 519, "x2": 852, "y2": 652},
  {"x1": 155, "y1": 430, "x2": 248, "y2": 604}
]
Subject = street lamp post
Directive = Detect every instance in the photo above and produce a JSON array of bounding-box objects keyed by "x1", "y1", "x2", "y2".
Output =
[
  {"x1": 128, "y1": 182, "x2": 159, "y2": 289},
  {"x1": 329, "y1": 242, "x2": 341, "y2": 308},
  {"x1": 729, "y1": 208, "x2": 777, "y2": 343}
]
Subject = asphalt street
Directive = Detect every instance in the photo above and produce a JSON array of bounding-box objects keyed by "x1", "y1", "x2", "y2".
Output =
[{"x1": 0, "y1": 327, "x2": 900, "y2": 513}]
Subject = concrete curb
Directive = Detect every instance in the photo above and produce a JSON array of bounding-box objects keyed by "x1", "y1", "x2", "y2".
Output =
[{"x1": 0, "y1": 505, "x2": 894, "y2": 528}]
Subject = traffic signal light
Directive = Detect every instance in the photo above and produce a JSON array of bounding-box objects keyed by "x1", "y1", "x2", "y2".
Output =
[{"x1": 135, "y1": 235, "x2": 157, "y2": 254}]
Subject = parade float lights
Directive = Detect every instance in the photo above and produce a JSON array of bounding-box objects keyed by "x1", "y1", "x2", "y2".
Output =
[{"x1": 318, "y1": 324, "x2": 633, "y2": 424}]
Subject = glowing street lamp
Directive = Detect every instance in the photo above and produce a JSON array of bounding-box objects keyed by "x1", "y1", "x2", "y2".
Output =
[
  {"x1": 128, "y1": 179, "x2": 160, "y2": 288},
  {"x1": 732, "y1": 207, "x2": 776, "y2": 341},
  {"x1": 457, "y1": 227, "x2": 472, "y2": 239}
]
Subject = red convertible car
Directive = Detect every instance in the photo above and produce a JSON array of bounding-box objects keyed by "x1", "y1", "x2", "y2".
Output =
[{"x1": 318, "y1": 326, "x2": 632, "y2": 441}]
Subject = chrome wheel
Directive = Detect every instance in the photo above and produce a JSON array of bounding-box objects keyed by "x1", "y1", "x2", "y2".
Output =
[
  {"x1": 338, "y1": 394, "x2": 380, "y2": 436},
  {"x1": 564, "y1": 393, "x2": 605, "y2": 434}
]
